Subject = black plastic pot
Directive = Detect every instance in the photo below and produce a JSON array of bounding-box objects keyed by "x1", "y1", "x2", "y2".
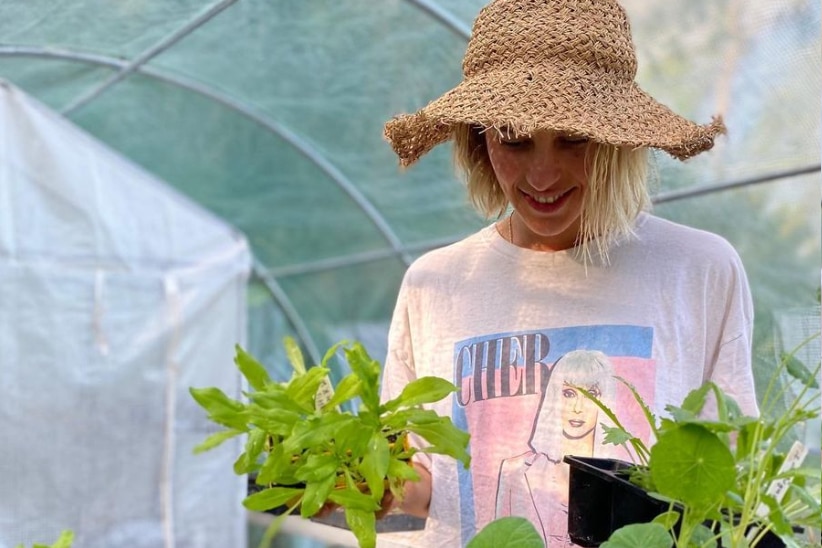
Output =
[
  {"x1": 563, "y1": 456, "x2": 792, "y2": 548},
  {"x1": 564, "y1": 456, "x2": 667, "y2": 547}
]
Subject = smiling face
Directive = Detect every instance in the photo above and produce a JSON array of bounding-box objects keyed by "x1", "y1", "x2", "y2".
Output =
[
  {"x1": 485, "y1": 129, "x2": 592, "y2": 251},
  {"x1": 560, "y1": 383, "x2": 600, "y2": 440}
]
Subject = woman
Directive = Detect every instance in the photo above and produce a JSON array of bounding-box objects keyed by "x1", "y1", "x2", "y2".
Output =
[
  {"x1": 495, "y1": 350, "x2": 616, "y2": 546},
  {"x1": 379, "y1": 0, "x2": 758, "y2": 545}
]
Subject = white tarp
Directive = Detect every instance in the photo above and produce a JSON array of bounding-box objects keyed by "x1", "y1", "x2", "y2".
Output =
[{"x1": 0, "y1": 80, "x2": 250, "y2": 548}]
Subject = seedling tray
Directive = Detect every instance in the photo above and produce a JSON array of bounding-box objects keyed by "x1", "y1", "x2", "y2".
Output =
[
  {"x1": 564, "y1": 456, "x2": 667, "y2": 547},
  {"x1": 564, "y1": 456, "x2": 792, "y2": 548}
]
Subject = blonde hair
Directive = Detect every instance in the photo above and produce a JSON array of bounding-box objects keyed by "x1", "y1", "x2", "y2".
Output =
[{"x1": 453, "y1": 124, "x2": 651, "y2": 263}]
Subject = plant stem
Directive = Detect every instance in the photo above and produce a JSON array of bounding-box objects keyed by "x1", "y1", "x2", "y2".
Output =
[{"x1": 258, "y1": 500, "x2": 300, "y2": 548}]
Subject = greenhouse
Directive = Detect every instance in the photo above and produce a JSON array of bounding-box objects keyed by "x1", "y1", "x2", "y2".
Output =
[{"x1": 0, "y1": 0, "x2": 819, "y2": 547}]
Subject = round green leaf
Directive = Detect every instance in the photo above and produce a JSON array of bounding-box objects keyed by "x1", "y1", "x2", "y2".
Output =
[
  {"x1": 601, "y1": 523, "x2": 672, "y2": 548},
  {"x1": 466, "y1": 517, "x2": 544, "y2": 548},
  {"x1": 650, "y1": 424, "x2": 735, "y2": 507}
]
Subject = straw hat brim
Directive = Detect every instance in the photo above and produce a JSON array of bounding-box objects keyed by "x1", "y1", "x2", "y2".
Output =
[{"x1": 384, "y1": 63, "x2": 725, "y2": 166}]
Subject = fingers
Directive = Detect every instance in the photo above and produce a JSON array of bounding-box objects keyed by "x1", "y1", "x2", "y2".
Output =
[
  {"x1": 376, "y1": 490, "x2": 396, "y2": 520},
  {"x1": 400, "y1": 462, "x2": 432, "y2": 518},
  {"x1": 314, "y1": 501, "x2": 340, "y2": 519}
]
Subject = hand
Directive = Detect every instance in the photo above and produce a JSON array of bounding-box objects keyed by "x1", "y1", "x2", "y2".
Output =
[
  {"x1": 396, "y1": 462, "x2": 431, "y2": 518},
  {"x1": 314, "y1": 461, "x2": 432, "y2": 520},
  {"x1": 315, "y1": 483, "x2": 404, "y2": 520}
]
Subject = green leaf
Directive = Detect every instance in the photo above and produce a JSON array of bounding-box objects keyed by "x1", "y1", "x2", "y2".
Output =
[
  {"x1": 760, "y1": 492, "x2": 793, "y2": 536},
  {"x1": 192, "y1": 428, "x2": 244, "y2": 454},
  {"x1": 614, "y1": 376, "x2": 658, "y2": 438},
  {"x1": 665, "y1": 405, "x2": 697, "y2": 424},
  {"x1": 188, "y1": 387, "x2": 248, "y2": 430},
  {"x1": 285, "y1": 366, "x2": 330, "y2": 412},
  {"x1": 233, "y1": 450, "x2": 255, "y2": 475},
  {"x1": 300, "y1": 473, "x2": 337, "y2": 518},
  {"x1": 256, "y1": 443, "x2": 300, "y2": 486},
  {"x1": 344, "y1": 342, "x2": 381, "y2": 411},
  {"x1": 382, "y1": 407, "x2": 443, "y2": 428},
  {"x1": 52, "y1": 531, "x2": 74, "y2": 548},
  {"x1": 248, "y1": 385, "x2": 306, "y2": 415},
  {"x1": 782, "y1": 352, "x2": 820, "y2": 389},
  {"x1": 387, "y1": 457, "x2": 419, "y2": 482},
  {"x1": 243, "y1": 486, "x2": 304, "y2": 512},
  {"x1": 650, "y1": 424, "x2": 735, "y2": 507},
  {"x1": 679, "y1": 382, "x2": 712, "y2": 416},
  {"x1": 234, "y1": 345, "x2": 272, "y2": 391},
  {"x1": 360, "y1": 433, "x2": 390, "y2": 501},
  {"x1": 282, "y1": 413, "x2": 351, "y2": 455},
  {"x1": 331, "y1": 418, "x2": 371, "y2": 458},
  {"x1": 295, "y1": 453, "x2": 339, "y2": 483},
  {"x1": 467, "y1": 516, "x2": 544, "y2": 548},
  {"x1": 321, "y1": 373, "x2": 363, "y2": 411},
  {"x1": 651, "y1": 510, "x2": 680, "y2": 531},
  {"x1": 385, "y1": 376, "x2": 457, "y2": 411},
  {"x1": 601, "y1": 523, "x2": 672, "y2": 548},
  {"x1": 320, "y1": 340, "x2": 349, "y2": 367},
  {"x1": 246, "y1": 404, "x2": 301, "y2": 435},
  {"x1": 328, "y1": 486, "x2": 381, "y2": 511},
  {"x1": 575, "y1": 378, "x2": 650, "y2": 462},
  {"x1": 601, "y1": 424, "x2": 635, "y2": 446},
  {"x1": 407, "y1": 419, "x2": 471, "y2": 468},
  {"x1": 239, "y1": 428, "x2": 267, "y2": 470},
  {"x1": 787, "y1": 481, "x2": 822, "y2": 510},
  {"x1": 256, "y1": 508, "x2": 296, "y2": 548},
  {"x1": 283, "y1": 336, "x2": 306, "y2": 375},
  {"x1": 690, "y1": 523, "x2": 717, "y2": 548},
  {"x1": 344, "y1": 507, "x2": 377, "y2": 548}
]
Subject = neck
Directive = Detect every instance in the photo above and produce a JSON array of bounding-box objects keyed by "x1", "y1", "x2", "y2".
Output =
[{"x1": 502, "y1": 211, "x2": 582, "y2": 252}]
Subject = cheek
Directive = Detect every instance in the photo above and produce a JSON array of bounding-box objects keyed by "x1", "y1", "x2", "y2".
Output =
[{"x1": 486, "y1": 145, "x2": 520, "y2": 185}]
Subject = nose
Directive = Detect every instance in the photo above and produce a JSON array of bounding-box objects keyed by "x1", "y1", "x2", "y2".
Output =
[
  {"x1": 525, "y1": 144, "x2": 562, "y2": 190},
  {"x1": 572, "y1": 396, "x2": 583, "y2": 413}
]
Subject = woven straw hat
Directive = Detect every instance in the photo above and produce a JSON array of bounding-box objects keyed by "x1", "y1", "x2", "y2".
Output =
[{"x1": 384, "y1": 0, "x2": 725, "y2": 167}]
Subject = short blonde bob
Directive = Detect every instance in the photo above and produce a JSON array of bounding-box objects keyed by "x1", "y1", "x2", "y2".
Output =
[{"x1": 452, "y1": 124, "x2": 651, "y2": 263}]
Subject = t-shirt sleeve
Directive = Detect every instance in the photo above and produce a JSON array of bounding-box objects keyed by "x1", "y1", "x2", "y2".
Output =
[
  {"x1": 703, "y1": 248, "x2": 759, "y2": 418},
  {"x1": 380, "y1": 278, "x2": 433, "y2": 471}
]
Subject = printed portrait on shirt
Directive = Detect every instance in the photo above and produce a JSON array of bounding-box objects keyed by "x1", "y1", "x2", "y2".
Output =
[{"x1": 451, "y1": 325, "x2": 655, "y2": 547}]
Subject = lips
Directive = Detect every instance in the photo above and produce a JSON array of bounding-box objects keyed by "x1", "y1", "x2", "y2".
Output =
[
  {"x1": 522, "y1": 187, "x2": 574, "y2": 213},
  {"x1": 568, "y1": 419, "x2": 585, "y2": 428}
]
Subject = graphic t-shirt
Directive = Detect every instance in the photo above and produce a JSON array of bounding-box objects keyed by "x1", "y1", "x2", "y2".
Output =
[{"x1": 381, "y1": 214, "x2": 758, "y2": 547}]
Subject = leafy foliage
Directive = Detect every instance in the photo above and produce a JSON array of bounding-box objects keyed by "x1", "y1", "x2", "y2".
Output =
[
  {"x1": 466, "y1": 516, "x2": 545, "y2": 548},
  {"x1": 15, "y1": 531, "x2": 73, "y2": 548},
  {"x1": 575, "y1": 333, "x2": 821, "y2": 547},
  {"x1": 190, "y1": 338, "x2": 470, "y2": 548}
]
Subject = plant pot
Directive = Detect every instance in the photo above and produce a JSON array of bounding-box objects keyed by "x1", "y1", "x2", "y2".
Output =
[
  {"x1": 564, "y1": 456, "x2": 796, "y2": 548},
  {"x1": 564, "y1": 456, "x2": 668, "y2": 547}
]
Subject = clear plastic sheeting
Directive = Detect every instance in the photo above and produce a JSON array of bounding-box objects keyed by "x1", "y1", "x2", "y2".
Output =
[
  {"x1": 0, "y1": 1, "x2": 818, "y2": 542},
  {"x1": 0, "y1": 0, "x2": 816, "y2": 383},
  {"x1": 0, "y1": 81, "x2": 251, "y2": 548}
]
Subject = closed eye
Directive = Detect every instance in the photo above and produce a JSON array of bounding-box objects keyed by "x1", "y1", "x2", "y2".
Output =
[
  {"x1": 499, "y1": 138, "x2": 530, "y2": 149},
  {"x1": 559, "y1": 134, "x2": 589, "y2": 147},
  {"x1": 495, "y1": 127, "x2": 531, "y2": 149}
]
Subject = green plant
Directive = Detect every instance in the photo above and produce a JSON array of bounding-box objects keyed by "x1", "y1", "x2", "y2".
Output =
[
  {"x1": 577, "y1": 333, "x2": 821, "y2": 548},
  {"x1": 467, "y1": 516, "x2": 545, "y2": 548},
  {"x1": 190, "y1": 337, "x2": 471, "y2": 548},
  {"x1": 15, "y1": 531, "x2": 73, "y2": 548}
]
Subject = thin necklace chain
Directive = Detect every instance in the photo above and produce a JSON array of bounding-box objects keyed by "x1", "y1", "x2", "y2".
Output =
[{"x1": 508, "y1": 210, "x2": 515, "y2": 246}]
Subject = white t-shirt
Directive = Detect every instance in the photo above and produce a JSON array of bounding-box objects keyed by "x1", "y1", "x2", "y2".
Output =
[{"x1": 380, "y1": 213, "x2": 758, "y2": 547}]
